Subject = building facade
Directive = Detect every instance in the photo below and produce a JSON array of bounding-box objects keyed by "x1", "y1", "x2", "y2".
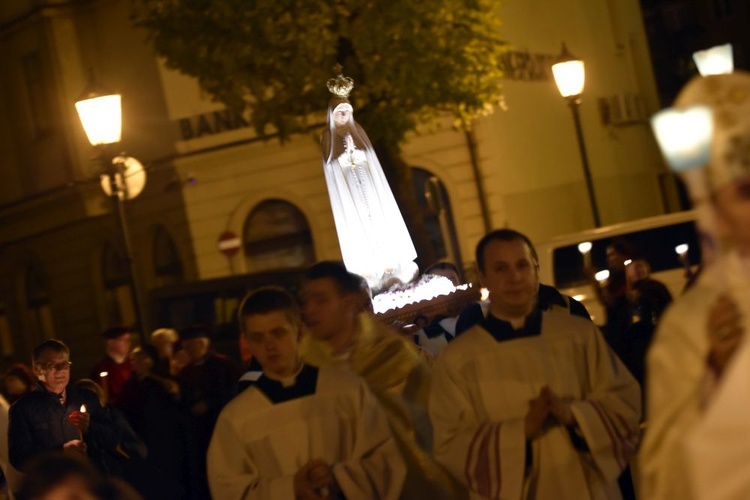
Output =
[{"x1": 0, "y1": 0, "x2": 676, "y2": 372}]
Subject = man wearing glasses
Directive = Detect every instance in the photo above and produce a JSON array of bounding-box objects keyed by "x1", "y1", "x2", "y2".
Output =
[{"x1": 8, "y1": 339, "x2": 117, "y2": 473}]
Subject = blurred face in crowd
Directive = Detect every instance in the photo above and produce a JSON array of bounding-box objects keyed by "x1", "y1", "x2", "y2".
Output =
[
  {"x1": 130, "y1": 349, "x2": 154, "y2": 377},
  {"x1": 244, "y1": 310, "x2": 301, "y2": 379},
  {"x1": 4, "y1": 375, "x2": 30, "y2": 399},
  {"x1": 37, "y1": 475, "x2": 97, "y2": 500},
  {"x1": 183, "y1": 337, "x2": 210, "y2": 363},
  {"x1": 607, "y1": 246, "x2": 628, "y2": 271},
  {"x1": 34, "y1": 349, "x2": 71, "y2": 394},
  {"x1": 300, "y1": 278, "x2": 357, "y2": 341},
  {"x1": 479, "y1": 238, "x2": 540, "y2": 318},
  {"x1": 150, "y1": 334, "x2": 175, "y2": 358},
  {"x1": 714, "y1": 173, "x2": 750, "y2": 256},
  {"x1": 106, "y1": 333, "x2": 132, "y2": 359}
]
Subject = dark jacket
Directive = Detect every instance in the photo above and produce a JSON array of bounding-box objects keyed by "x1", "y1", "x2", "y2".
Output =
[{"x1": 8, "y1": 384, "x2": 119, "y2": 471}]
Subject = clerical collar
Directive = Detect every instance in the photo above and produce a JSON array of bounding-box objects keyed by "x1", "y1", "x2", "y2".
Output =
[
  {"x1": 256, "y1": 365, "x2": 319, "y2": 404},
  {"x1": 264, "y1": 362, "x2": 304, "y2": 388},
  {"x1": 481, "y1": 306, "x2": 543, "y2": 343}
]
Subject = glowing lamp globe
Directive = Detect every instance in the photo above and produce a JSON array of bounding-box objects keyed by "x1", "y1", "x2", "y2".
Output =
[
  {"x1": 552, "y1": 44, "x2": 585, "y2": 98},
  {"x1": 651, "y1": 106, "x2": 713, "y2": 173},
  {"x1": 693, "y1": 44, "x2": 734, "y2": 76},
  {"x1": 595, "y1": 270, "x2": 610, "y2": 283},
  {"x1": 75, "y1": 78, "x2": 122, "y2": 146}
]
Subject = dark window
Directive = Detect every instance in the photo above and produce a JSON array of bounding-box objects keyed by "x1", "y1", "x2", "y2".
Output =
[
  {"x1": 411, "y1": 167, "x2": 462, "y2": 266},
  {"x1": 25, "y1": 262, "x2": 54, "y2": 341},
  {"x1": 102, "y1": 244, "x2": 134, "y2": 326},
  {"x1": 22, "y1": 52, "x2": 54, "y2": 138},
  {"x1": 153, "y1": 226, "x2": 184, "y2": 285},
  {"x1": 243, "y1": 200, "x2": 315, "y2": 273}
]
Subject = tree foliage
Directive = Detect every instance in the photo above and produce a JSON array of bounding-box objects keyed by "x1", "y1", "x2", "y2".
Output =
[{"x1": 132, "y1": 0, "x2": 507, "y2": 149}]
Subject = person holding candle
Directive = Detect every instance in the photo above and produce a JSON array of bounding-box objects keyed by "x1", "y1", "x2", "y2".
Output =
[{"x1": 8, "y1": 340, "x2": 119, "y2": 477}]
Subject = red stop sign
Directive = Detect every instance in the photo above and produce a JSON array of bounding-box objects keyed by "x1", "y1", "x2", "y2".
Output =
[{"x1": 217, "y1": 230, "x2": 241, "y2": 257}]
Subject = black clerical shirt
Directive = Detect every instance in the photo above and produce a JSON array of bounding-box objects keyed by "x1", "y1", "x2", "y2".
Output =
[
  {"x1": 480, "y1": 305, "x2": 543, "y2": 342},
  {"x1": 254, "y1": 364, "x2": 319, "y2": 404}
]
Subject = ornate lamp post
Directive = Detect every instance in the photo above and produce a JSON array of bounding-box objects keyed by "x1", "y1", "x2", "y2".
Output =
[
  {"x1": 75, "y1": 76, "x2": 147, "y2": 340},
  {"x1": 552, "y1": 43, "x2": 601, "y2": 227}
]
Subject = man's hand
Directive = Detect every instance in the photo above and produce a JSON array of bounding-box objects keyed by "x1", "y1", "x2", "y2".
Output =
[
  {"x1": 294, "y1": 459, "x2": 333, "y2": 500},
  {"x1": 707, "y1": 294, "x2": 744, "y2": 376},
  {"x1": 63, "y1": 439, "x2": 87, "y2": 457},
  {"x1": 546, "y1": 388, "x2": 576, "y2": 427},
  {"x1": 524, "y1": 388, "x2": 551, "y2": 439},
  {"x1": 67, "y1": 410, "x2": 90, "y2": 434}
]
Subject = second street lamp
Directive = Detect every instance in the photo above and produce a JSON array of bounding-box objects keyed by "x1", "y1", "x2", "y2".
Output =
[
  {"x1": 552, "y1": 43, "x2": 601, "y2": 228},
  {"x1": 75, "y1": 75, "x2": 147, "y2": 341}
]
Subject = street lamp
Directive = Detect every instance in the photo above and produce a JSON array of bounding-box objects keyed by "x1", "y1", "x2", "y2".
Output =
[
  {"x1": 552, "y1": 43, "x2": 601, "y2": 227},
  {"x1": 75, "y1": 74, "x2": 147, "y2": 341},
  {"x1": 693, "y1": 44, "x2": 733, "y2": 76}
]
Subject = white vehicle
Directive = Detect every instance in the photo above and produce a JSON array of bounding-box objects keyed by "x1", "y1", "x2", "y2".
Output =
[{"x1": 535, "y1": 210, "x2": 699, "y2": 325}]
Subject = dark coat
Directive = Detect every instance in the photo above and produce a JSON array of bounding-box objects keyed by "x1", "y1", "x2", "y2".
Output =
[{"x1": 8, "y1": 384, "x2": 118, "y2": 472}]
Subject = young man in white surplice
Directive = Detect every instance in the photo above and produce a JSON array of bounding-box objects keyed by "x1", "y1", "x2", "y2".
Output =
[{"x1": 207, "y1": 286, "x2": 405, "y2": 500}]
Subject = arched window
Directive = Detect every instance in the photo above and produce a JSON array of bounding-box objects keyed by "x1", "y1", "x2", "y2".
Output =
[
  {"x1": 25, "y1": 261, "x2": 55, "y2": 342},
  {"x1": 102, "y1": 243, "x2": 135, "y2": 327},
  {"x1": 243, "y1": 200, "x2": 315, "y2": 273},
  {"x1": 411, "y1": 168, "x2": 463, "y2": 266},
  {"x1": 153, "y1": 226, "x2": 184, "y2": 286}
]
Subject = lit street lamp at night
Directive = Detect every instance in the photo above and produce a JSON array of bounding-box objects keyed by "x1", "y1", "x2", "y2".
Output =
[
  {"x1": 75, "y1": 74, "x2": 147, "y2": 340},
  {"x1": 552, "y1": 43, "x2": 601, "y2": 228},
  {"x1": 693, "y1": 44, "x2": 734, "y2": 76}
]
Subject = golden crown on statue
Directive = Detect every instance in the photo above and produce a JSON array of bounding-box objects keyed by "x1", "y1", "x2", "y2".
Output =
[{"x1": 326, "y1": 64, "x2": 354, "y2": 98}]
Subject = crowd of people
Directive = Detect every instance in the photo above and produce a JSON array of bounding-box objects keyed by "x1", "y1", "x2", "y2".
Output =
[
  {"x1": 3, "y1": 63, "x2": 750, "y2": 500},
  {"x1": 0, "y1": 225, "x2": 660, "y2": 500},
  {"x1": 1, "y1": 194, "x2": 749, "y2": 499}
]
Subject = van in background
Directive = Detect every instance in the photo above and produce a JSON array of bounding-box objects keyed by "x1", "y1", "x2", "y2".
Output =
[{"x1": 535, "y1": 210, "x2": 699, "y2": 326}]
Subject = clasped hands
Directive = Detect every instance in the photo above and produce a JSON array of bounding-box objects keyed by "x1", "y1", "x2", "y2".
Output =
[
  {"x1": 524, "y1": 386, "x2": 576, "y2": 439},
  {"x1": 707, "y1": 293, "x2": 744, "y2": 377},
  {"x1": 294, "y1": 459, "x2": 339, "y2": 500}
]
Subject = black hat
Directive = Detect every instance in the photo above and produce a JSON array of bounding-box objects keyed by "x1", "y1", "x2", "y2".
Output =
[
  {"x1": 179, "y1": 325, "x2": 212, "y2": 340},
  {"x1": 101, "y1": 326, "x2": 133, "y2": 340}
]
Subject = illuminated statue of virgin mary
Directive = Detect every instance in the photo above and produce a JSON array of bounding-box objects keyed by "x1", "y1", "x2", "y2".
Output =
[{"x1": 321, "y1": 72, "x2": 417, "y2": 290}]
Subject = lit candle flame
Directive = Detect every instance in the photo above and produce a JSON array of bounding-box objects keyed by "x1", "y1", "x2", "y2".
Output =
[
  {"x1": 595, "y1": 270, "x2": 610, "y2": 283},
  {"x1": 99, "y1": 371, "x2": 108, "y2": 378},
  {"x1": 624, "y1": 259, "x2": 632, "y2": 266},
  {"x1": 675, "y1": 244, "x2": 689, "y2": 255},
  {"x1": 80, "y1": 404, "x2": 87, "y2": 413},
  {"x1": 577, "y1": 242, "x2": 592, "y2": 254}
]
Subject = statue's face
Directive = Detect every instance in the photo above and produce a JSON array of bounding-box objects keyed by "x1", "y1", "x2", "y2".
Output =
[{"x1": 333, "y1": 108, "x2": 351, "y2": 127}]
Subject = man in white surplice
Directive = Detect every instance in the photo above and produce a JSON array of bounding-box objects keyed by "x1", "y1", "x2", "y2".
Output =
[
  {"x1": 207, "y1": 287, "x2": 405, "y2": 500},
  {"x1": 429, "y1": 229, "x2": 641, "y2": 499}
]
